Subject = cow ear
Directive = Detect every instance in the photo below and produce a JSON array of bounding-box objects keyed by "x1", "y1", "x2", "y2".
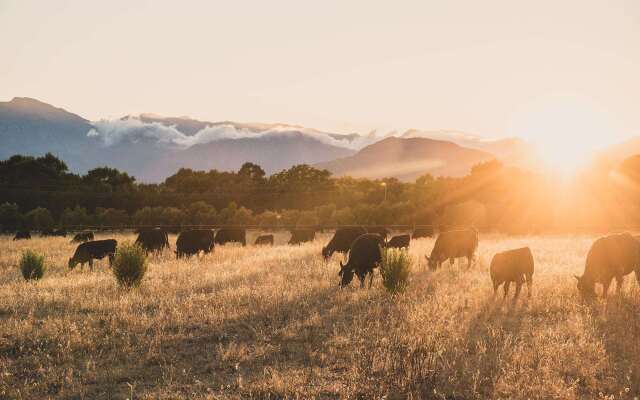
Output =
[{"x1": 574, "y1": 275, "x2": 580, "y2": 281}]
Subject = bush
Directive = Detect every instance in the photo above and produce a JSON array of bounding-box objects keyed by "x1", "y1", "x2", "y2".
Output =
[
  {"x1": 112, "y1": 242, "x2": 148, "y2": 288},
  {"x1": 19, "y1": 250, "x2": 46, "y2": 281},
  {"x1": 380, "y1": 248, "x2": 412, "y2": 294}
]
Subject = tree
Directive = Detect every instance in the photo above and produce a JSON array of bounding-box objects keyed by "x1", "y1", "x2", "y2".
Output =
[
  {"x1": 84, "y1": 167, "x2": 135, "y2": 192},
  {"x1": 0, "y1": 203, "x2": 24, "y2": 232},
  {"x1": 25, "y1": 207, "x2": 54, "y2": 230},
  {"x1": 61, "y1": 206, "x2": 90, "y2": 226}
]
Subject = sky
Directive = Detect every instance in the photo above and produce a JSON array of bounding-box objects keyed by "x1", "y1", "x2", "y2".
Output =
[{"x1": 1, "y1": 0, "x2": 640, "y2": 153}]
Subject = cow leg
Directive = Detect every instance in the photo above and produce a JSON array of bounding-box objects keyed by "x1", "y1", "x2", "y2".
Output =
[
  {"x1": 368, "y1": 271, "x2": 374, "y2": 289},
  {"x1": 514, "y1": 280, "x2": 523, "y2": 301},
  {"x1": 526, "y1": 273, "x2": 533, "y2": 297},
  {"x1": 108, "y1": 254, "x2": 114, "y2": 267},
  {"x1": 503, "y1": 281, "x2": 510, "y2": 300},
  {"x1": 615, "y1": 275, "x2": 624, "y2": 296},
  {"x1": 493, "y1": 282, "x2": 499, "y2": 297},
  {"x1": 602, "y1": 279, "x2": 612, "y2": 299},
  {"x1": 89, "y1": 259, "x2": 94, "y2": 271}
]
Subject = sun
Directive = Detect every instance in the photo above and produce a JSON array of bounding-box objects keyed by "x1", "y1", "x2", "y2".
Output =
[{"x1": 508, "y1": 95, "x2": 616, "y2": 178}]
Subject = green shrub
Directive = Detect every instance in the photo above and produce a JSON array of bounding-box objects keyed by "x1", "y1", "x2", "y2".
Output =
[
  {"x1": 112, "y1": 242, "x2": 148, "y2": 288},
  {"x1": 19, "y1": 250, "x2": 46, "y2": 281},
  {"x1": 380, "y1": 248, "x2": 412, "y2": 294}
]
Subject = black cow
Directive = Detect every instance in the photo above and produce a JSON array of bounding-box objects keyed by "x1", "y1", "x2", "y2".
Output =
[
  {"x1": 426, "y1": 228, "x2": 478, "y2": 270},
  {"x1": 40, "y1": 228, "x2": 54, "y2": 237},
  {"x1": 412, "y1": 226, "x2": 434, "y2": 239},
  {"x1": 136, "y1": 228, "x2": 169, "y2": 253},
  {"x1": 215, "y1": 228, "x2": 246, "y2": 246},
  {"x1": 490, "y1": 247, "x2": 534, "y2": 299},
  {"x1": 255, "y1": 234, "x2": 274, "y2": 246},
  {"x1": 176, "y1": 229, "x2": 215, "y2": 258},
  {"x1": 386, "y1": 234, "x2": 410, "y2": 249},
  {"x1": 339, "y1": 233, "x2": 384, "y2": 288},
  {"x1": 322, "y1": 226, "x2": 367, "y2": 259},
  {"x1": 367, "y1": 226, "x2": 390, "y2": 240},
  {"x1": 13, "y1": 231, "x2": 31, "y2": 240},
  {"x1": 68, "y1": 239, "x2": 117, "y2": 270},
  {"x1": 71, "y1": 231, "x2": 95, "y2": 243},
  {"x1": 288, "y1": 229, "x2": 315, "y2": 245}
]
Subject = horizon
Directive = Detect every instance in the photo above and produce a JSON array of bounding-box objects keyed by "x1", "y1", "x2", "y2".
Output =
[{"x1": 3, "y1": 1, "x2": 640, "y2": 149}]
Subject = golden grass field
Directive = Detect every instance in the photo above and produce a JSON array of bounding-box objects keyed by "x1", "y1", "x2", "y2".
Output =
[{"x1": 1, "y1": 231, "x2": 639, "y2": 399}]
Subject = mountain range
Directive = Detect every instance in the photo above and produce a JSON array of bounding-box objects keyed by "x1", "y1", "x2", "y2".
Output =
[{"x1": 2, "y1": 97, "x2": 636, "y2": 182}]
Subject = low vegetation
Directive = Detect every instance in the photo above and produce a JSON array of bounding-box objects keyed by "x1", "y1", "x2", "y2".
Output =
[
  {"x1": 0, "y1": 232, "x2": 639, "y2": 399},
  {"x1": 380, "y1": 247, "x2": 412, "y2": 294},
  {"x1": 111, "y1": 242, "x2": 148, "y2": 288},
  {"x1": 18, "y1": 249, "x2": 45, "y2": 281}
]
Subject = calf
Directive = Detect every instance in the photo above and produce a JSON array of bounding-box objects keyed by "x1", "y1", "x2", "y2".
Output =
[
  {"x1": 386, "y1": 234, "x2": 410, "y2": 249},
  {"x1": 576, "y1": 233, "x2": 640, "y2": 298},
  {"x1": 68, "y1": 239, "x2": 117, "y2": 270},
  {"x1": 288, "y1": 229, "x2": 315, "y2": 245},
  {"x1": 322, "y1": 226, "x2": 367, "y2": 259},
  {"x1": 71, "y1": 231, "x2": 94, "y2": 243},
  {"x1": 426, "y1": 228, "x2": 478, "y2": 270},
  {"x1": 339, "y1": 233, "x2": 384, "y2": 288},
  {"x1": 135, "y1": 228, "x2": 169, "y2": 253},
  {"x1": 13, "y1": 231, "x2": 31, "y2": 240},
  {"x1": 176, "y1": 229, "x2": 215, "y2": 258},
  {"x1": 490, "y1": 247, "x2": 534, "y2": 299},
  {"x1": 255, "y1": 234, "x2": 274, "y2": 246},
  {"x1": 215, "y1": 228, "x2": 246, "y2": 246}
]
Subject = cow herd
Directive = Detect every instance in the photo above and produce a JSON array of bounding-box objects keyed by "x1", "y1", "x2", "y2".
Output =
[{"x1": 8, "y1": 226, "x2": 640, "y2": 299}]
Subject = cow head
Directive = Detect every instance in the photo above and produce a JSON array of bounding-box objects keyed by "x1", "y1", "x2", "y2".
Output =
[
  {"x1": 322, "y1": 246, "x2": 331, "y2": 260},
  {"x1": 338, "y1": 261, "x2": 354, "y2": 287},
  {"x1": 68, "y1": 258, "x2": 78, "y2": 270},
  {"x1": 574, "y1": 275, "x2": 596, "y2": 298},
  {"x1": 425, "y1": 255, "x2": 438, "y2": 271}
]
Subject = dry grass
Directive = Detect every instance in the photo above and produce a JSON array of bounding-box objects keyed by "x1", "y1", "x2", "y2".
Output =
[{"x1": 0, "y1": 232, "x2": 639, "y2": 399}]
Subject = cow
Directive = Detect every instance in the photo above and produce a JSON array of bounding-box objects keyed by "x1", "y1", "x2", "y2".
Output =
[
  {"x1": 288, "y1": 229, "x2": 315, "y2": 245},
  {"x1": 575, "y1": 233, "x2": 640, "y2": 299},
  {"x1": 322, "y1": 226, "x2": 367, "y2": 259},
  {"x1": 43, "y1": 228, "x2": 66, "y2": 237},
  {"x1": 176, "y1": 229, "x2": 215, "y2": 258},
  {"x1": 71, "y1": 231, "x2": 95, "y2": 243},
  {"x1": 339, "y1": 233, "x2": 385, "y2": 288},
  {"x1": 214, "y1": 228, "x2": 246, "y2": 246},
  {"x1": 412, "y1": 226, "x2": 434, "y2": 239},
  {"x1": 40, "y1": 228, "x2": 54, "y2": 237},
  {"x1": 426, "y1": 228, "x2": 478, "y2": 270},
  {"x1": 490, "y1": 247, "x2": 534, "y2": 299},
  {"x1": 13, "y1": 231, "x2": 31, "y2": 240},
  {"x1": 68, "y1": 239, "x2": 117, "y2": 270},
  {"x1": 386, "y1": 234, "x2": 410, "y2": 249},
  {"x1": 135, "y1": 228, "x2": 169, "y2": 253},
  {"x1": 367, "y1": 226, "x2": 390, "y2": 240},
  {"x1": 255, "y1": 234, "x2": 274, "y2": 246}
]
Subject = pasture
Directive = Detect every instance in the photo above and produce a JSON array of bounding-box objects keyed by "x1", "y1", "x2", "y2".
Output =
[{"x1": 0, "y1": 232, "x2": 639, "y2": 399}]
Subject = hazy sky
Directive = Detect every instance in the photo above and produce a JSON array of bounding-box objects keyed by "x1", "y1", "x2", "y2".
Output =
[{"x1": 1, "y1": 0, "x2": 639, "y2": 149}]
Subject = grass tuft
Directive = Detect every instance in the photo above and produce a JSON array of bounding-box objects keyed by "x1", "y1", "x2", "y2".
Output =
[
  {"x1": 112, "y1": 241, "x2": 148, "y2": 288},
  {"x1": 19, "y1": 249, "x2": 46, "y2": 281},
  {"x1": 380, "y1": 247, "x2": 412, "y2": 294}
]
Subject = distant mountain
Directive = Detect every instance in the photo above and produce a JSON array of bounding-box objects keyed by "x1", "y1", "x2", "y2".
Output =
[
  {"x1": 316, "y1": 137, "x2": 496, "y2": 181},
  {"x1": 400, "y1": 129, "x2": 537, "y2": 169},
  {"x1": 600, "y1": 136, "x2": 640, "y2": 167},
  {"x1": 0, "y1": 97, "x2": 356, "y2": 182}
]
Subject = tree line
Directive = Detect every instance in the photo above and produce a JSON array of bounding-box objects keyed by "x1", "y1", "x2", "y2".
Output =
[{"x1": 1, "y1": 153, "x2": 640, "y2": 233}]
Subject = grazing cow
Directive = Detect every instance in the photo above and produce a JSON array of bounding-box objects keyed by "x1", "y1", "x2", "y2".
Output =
[
  {"x1": 288, "y1": 229, "x2": 315, "y2": 245},
  {"x1": 68, "y1": 239, "x2": 117, "y2": 270},
  {"x1": 386, "y1": 234, "x2": 410, "y2": 249},
  {"x1": 490, "y1": 247, "x2": 534, "y2": 299},
  {"x1": 426, "y1": 228, "x2": 478, "y2": 270},
  {"x1": 575, "y1": 233, "x2": 640, "y2": 298},
  {"x1": 367, "y1": 226, "x2": 390, "y2": 240},
  {"x1": 40, "y1": 228, "x2": 54, "y2": 237},
  {"x1": 322, "y1": 226, "x2": 367, "y2": 259},
  {"x1": 135, "y1": 228, "x2": 169, "y2": 253},
  {"x1": 71, "y1": 231, "x2": 95, "y2": 243},
  {"x1": 13, "y1": 231, "x2": 31, "y2": 240},
  {"x1": 214, "y1": 228, "x2": 246, "y2": 246},
  {"x1": 52, "y1": 229, "x2": 67, "y2": 237},
  {"x1": 339, "y1": 233, "x2": 384, "y2": 288},
  {"x1": 412, "y1": 226, "x2": 434, "y2": 239},
  {"x1": 255, "y1": 234, "x2": 274, "y2": 246},
  {"x1": 176, "y1": 229, "x2": 215, "y2": 258}
]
